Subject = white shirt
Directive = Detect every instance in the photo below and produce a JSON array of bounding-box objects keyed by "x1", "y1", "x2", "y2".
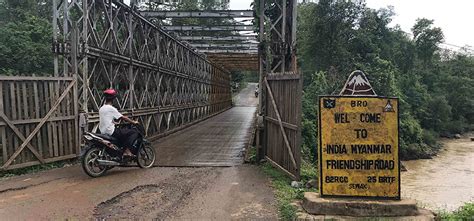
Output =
[{"x1": 99, "y1": 104, "x2": 123, "y2": 135}]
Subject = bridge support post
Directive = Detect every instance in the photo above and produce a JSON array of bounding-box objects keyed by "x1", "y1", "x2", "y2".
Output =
[
  {"x1": 257, "y1": 0, "x2": 301, "y2": 179},
  {"x1": 256, "y1": 0, "x2": 266, "y2": 162}
]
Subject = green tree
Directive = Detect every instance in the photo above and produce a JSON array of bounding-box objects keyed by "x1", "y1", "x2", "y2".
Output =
[
  {"x1": 411, "y1": 18, "x2": 444, "y2": 64},
  {"x1": 298, "y1": 0, "x2": 365, "y2": 77},
  {"x1": 0, "y1": 0, "x2": 53, "y2": 75},
  {"x1": 301, "y1": 71, "x2": 330, "y2": 162}
]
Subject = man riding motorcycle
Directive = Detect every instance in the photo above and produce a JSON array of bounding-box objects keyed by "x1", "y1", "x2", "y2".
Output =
[{"x1": 99, "y1": 89, "x2": 139, "y2": 157}]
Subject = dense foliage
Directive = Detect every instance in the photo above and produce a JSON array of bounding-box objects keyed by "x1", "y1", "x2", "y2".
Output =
[
  {"x1": 298, "y1": 0, "x2": 474, "y2": 161},
  {"x1": 0, "y1": 0, "x2": 53, "y2": 75}
]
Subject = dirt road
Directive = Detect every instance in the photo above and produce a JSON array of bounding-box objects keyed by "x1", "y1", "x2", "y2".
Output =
[
  {"x1": 233, "y1": 83, "x2": 259, "y2": 107},
  {"x1": 0, "y1": 83, "x2": 278, "y2": 220}
]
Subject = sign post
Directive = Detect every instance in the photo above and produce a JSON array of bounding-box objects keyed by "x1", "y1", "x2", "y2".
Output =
[
  {"x1": 301, "y1": 71, "x2": 429, "y2": 218},
  {"x1": 318, "y1": 70, "x2": 400, "y2": 199}
]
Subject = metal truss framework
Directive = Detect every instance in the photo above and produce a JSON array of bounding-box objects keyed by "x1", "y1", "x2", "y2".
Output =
[
  {"x1": 259, "y1": 0, "x2": 298, "y2": 74},
  {"x1": 256, "y1": 0, "x2": 298, "y2": 116},
  {"x1": 206, "y1": 53, "x2": 259, "y2": 72},
  {"x1": 52, "y1": 0, "x2": 232, "y2": 139},
  {"x1": 257, "y1": 0, "x2": 298, "y2": 121},
  {"x1": 190, "y1": 43, "x2": 258, "y2": 49},
  {"x1": 200, "y1": 49, "x2": 258, "y2": 53},
  {"x1": 141, "y1": 10, "x2": 254, "y2": 18},
  {"x1": 163, "y1": 25, "x2": 254, "y2": 31},
  {"x1": 180, "y1": 36, "x2": 257, "y2": 41},
  {"x1": 255, "y1": 0, "x2": 301, "y2": 179},
  {"x1": 141, "y1": 9, "x2": 259, "y2": 71}
]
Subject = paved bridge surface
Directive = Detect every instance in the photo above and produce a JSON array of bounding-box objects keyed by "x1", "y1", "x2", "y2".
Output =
[{"x1": 0, "y1": 83, "x2": 276, "y2": 220}]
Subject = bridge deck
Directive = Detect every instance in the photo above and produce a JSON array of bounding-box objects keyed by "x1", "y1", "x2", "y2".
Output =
[{"x1": 155, "y1": 83, "x2": 258, "y2": 167}]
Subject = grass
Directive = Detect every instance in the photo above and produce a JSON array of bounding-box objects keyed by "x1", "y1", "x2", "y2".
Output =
[
  {"x1": 260, "y1": 161, "x2": 318, "y2": 220},
  {"x1": 247, "y1": 145, "x2": 257, "y2": 163},
  {"x1": 0, "y1": 160, "x2": 75, "y2": 178},
  {"x1": 438, "y1": 202, "x2": 474, "y2": 220}
]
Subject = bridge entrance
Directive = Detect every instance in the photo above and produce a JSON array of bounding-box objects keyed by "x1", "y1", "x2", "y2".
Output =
[
  {"x1": 1, "y1": 0, "x2": 301, "y2": 179},
  {"x1": 139, "y1": 0, "x2": 301, "y2": 177}
]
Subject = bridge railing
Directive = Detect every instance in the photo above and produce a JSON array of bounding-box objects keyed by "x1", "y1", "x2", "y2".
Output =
[{"x1": 52, "y1": 0, "x2": 232, "y2": 139}]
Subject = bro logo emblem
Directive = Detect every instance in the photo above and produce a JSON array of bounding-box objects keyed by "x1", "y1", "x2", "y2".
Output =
[
  {"x1": 384, "y1": 100, "x2": 395, "y2": 112},
  {"x1": 323, "y1": 99, "x2": 336, "y2": 109}
]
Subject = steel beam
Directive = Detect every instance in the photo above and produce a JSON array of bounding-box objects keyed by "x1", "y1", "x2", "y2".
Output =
[
  {"x1": 163, "y1": 25, "x2": 254, "y2": 31},
  {"x1": 180, "y1": 36, "x2": 257, "y2": 41},
  {"x1": 212, "y1": 59, "x2": 258, "y2": 62},
  {"x1": 141, "y1": 10, "x2": 254, "y2": 18},
  {"x1": 191, "y1": 43, "x2": 258, "y2": 48},
  {"x1": 206, "y1": 53, "x2": 259, "y2": 57},
  {"x1": 200, "y1": 49, "x2": 258, "y2": 54},
  {"x1": 210, "y1": 60, "x2": 258, "y2": 64},
  {"x1": 209, "y1": 62, "x2": 259, "y2": 71},
  {"x1": 207, "y1": 54, "x2": 258, "y2": 60},
  {"x1": 213, "y1": 63, "x2": 259, "y2": 67},
  {"x1": 260, "y1": 0, "x2": 297, "y2": 73},
  {"x1": 199, "y1": 47, "x2": 258, "y2": 51}
]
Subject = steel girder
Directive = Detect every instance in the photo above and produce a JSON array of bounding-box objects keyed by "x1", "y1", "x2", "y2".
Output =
[
  {"x1": 257, "y1": 0, "x2": 298, "y2": 114},
  {"x1": 163, "y1": 25, "x2": 254, "y2": 32},
  {"x1": 255, "y1": 0, "x2": 300, "y2": 171},
  {"x1": 199, "y1": 49, "x2": 258, "y2": 54},
  {"x1": 259, "y1": 0, "x2": 298, "y2": 74},
  {"x1": 140, "y1": 8, "x2": 258, "y2": 71},
  {"x1": 180, "y1": 36, "x2": 257, "y2": 41},
  {"x1": 52, "y1": 0, "x2": 232, "y2": 139},
  {"x1": 141, "y1": 10, "x2": 254, "y2": 18},
  {"x1": 191, "y1": 43, "x2": 258, "y2": 48},
  {"x1": 206, "y1": 53, "x2": 259, "y2": 72}
]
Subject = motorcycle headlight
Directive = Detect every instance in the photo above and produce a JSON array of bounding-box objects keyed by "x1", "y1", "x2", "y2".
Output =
[{"x1": 84, "y1": 135, "x2": 93, "y2": 141}]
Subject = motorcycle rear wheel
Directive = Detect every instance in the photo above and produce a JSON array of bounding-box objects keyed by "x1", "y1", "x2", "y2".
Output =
[
  {"x1": 82, "y1": 147, "x2": 107, "y2": 177},
  {"x1": 137, "y1": 144, "x2": 156, "y2": 168}
]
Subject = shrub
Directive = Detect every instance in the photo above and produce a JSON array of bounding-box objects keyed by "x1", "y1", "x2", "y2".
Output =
[
  {"x1": 422, "y1": 129, "x2": 438, "y2": 147},
  {"x1": 439, "y1": 202, "x2": 474, "y2": 220}
]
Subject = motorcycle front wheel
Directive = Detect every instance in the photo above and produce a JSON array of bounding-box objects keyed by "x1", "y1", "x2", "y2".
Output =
[
  {"x1": 82, "y1": 146, "x2": 107, "y2": 178},
  {"x1": 137, "y1": 144, "x2": 156, "y2": 168}
]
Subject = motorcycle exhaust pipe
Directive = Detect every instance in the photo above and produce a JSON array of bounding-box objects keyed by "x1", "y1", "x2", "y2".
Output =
[{"x1": 97, "y1": 159, "x2": 120, "y2": 166}]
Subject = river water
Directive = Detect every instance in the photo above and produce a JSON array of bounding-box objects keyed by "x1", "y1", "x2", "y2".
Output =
[{"x1": 401, "y1": 136, "x2": 474, "y2": 211}]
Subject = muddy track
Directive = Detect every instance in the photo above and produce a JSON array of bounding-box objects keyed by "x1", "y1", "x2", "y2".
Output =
[
  {"x1": 0, "y1": 178, "x2": 64, "y2": 194},
  {"x1": 94, "y1": 168, "x2": 219, "y2": 219}
]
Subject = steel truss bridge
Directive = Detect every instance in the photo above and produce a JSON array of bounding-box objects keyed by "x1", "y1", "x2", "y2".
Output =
[
  {"x1": 0, "y1": 0, "x2": 302, "y2": 180},
  {"x1": 142, "y1": 8, "x2": 259, "y2": 72}
]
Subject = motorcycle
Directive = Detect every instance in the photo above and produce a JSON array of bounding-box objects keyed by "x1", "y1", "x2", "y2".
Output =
[{"x1": 80, "y1": 123, "x2": 156, "y2": 177}]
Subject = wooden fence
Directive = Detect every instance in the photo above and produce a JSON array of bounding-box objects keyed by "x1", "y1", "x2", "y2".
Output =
[
  {"x1": 264, "y1": 72, "x2": 302, "y2": 180},
  {"x1": 0, "y1": 76, "x2": 79, "y2": 170}
]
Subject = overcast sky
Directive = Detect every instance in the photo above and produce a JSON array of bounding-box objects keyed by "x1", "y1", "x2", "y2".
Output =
[{"x1": 229, "y1": 0, "x2": 473, "y2": 49}]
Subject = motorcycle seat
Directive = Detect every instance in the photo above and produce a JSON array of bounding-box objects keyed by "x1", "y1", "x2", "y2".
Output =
[{"x1": 93, "y1": 133, "x2": 119, "y2": 143}]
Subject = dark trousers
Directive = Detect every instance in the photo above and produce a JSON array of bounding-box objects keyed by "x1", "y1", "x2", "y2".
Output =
[{"x1": 112, "y1": 127, "x2": 140, "y2": 151}]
